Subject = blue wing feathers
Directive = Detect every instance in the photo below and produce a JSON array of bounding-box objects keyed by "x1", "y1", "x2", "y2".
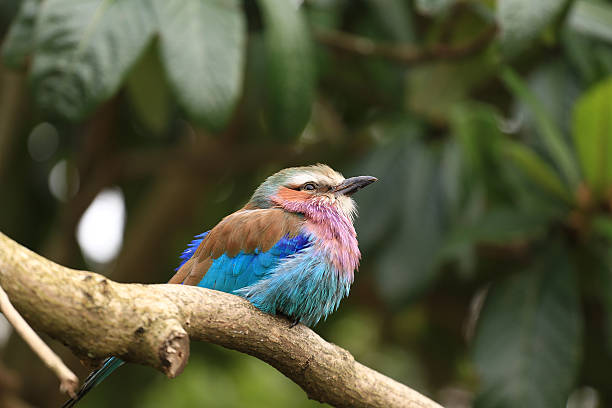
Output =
[
  {"x1": 197, "y1": 233, "x2": 311, "y2": 292},
  {"x1": 176, "y1": 231, "x2": 209, "y2": 270},
  {"x1": 177, "y1": 231, "x2": 311, "y2": 293}
]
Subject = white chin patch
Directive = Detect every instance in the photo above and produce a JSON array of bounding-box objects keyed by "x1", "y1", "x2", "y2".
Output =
[{"x1": 336, "y1": 195, "x2": 357, "y2": 221}]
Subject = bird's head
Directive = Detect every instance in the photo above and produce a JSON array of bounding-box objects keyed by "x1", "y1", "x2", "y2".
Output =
[{"x1": 247, "y1": 164, "x2": 377, "y2": 221}]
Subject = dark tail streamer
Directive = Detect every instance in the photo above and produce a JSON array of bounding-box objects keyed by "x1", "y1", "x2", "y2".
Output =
[{"x1": 61, "y1": 357, "x2": 125, "y2": 407}]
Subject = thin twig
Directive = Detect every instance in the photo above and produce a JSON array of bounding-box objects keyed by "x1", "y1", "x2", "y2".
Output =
[
  {"x1": 315, "y1": 25, "x2": 498, "y2": 64},
  {"x1": 0, "y1": 284, "x2": 78, "y2": 397}
]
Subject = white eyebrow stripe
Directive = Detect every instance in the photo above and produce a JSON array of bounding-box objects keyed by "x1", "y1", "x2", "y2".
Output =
[
  {"x1": 288, "y1": 174, "x2": 343, "y2": 186},
  {"x1": 288, "y1": 174, "x2": 316, "y2": 185}
]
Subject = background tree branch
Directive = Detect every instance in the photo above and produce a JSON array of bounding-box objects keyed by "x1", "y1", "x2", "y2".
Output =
[
  {"x1": 314, "y1": 25, "x2": 498, "y2": 64},
  {"x1": 0, "y1": 232, "x2": 442, "y2": 408}
]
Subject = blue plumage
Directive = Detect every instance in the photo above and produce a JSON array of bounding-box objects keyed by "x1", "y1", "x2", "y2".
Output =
[
  {"x1": 176, "y1": 231, "x2": 209, "y2": 270},
  {"x1": 235, "y1": 245, "x2": 351, "y2": 327},
  {"x1": 196, "y1": 233, "x2": 311, "y2": 293}
]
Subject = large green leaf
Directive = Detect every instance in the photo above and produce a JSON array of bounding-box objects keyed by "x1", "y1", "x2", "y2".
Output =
[
  {"x1": 354, "y1": 118, "x2": 454, "y2": 302},
  {"x1": 473, "y1": 247, "x2": 582, "y2": 408},
  {"x1": 354, "y1": 123, "x2": 418, "y2": 250},
  {"x1": 1, "y1": 0, "x2": 41, "y2": 69},
  {"x1": 497, "y1": 0, "x2": 568, "y2": 57},
  {"x1": 365, "y1": 0, "x2": 415, "y2": 42},
  {"x1": 452, "y1": 103, "x2": 503, "y2": 180},
  {"x1": 125, "y1": 44, "x2": 172, "y2": 135},
  {"x1": 502, "y1": 68, "x2": 580, "y2": 189},
  {"x1": 154, "y1": 0, "x2": 246, "y2": 131},
  {"x1": 407, "y1": 56, "x2": 497, "y2": 125},
  {"x1": 442, "y1": 207, "x2": 549, "y2": 254},
  {"x1": 502, "y1": 139, "x2": 573, "y2": 203},
  {"x1": 415, "y1": 0, "x2": 455, "y2": 16},
  {"x1": 31, "y1": 0, "x2": 156, "y2": 120},
  {"x1": 568, "y1": 0, "x2": 612, "y2": 44},
  {"x1": 516, "y1": 61, "x2": 581, "y2": 140},
  {"x1": 257, "y1": 0, "x2": 315, "y2": 139},
  {"x1": 362, "y1": 138, "x2": 462, "y2": 301},
  {"x1": 376, "y1": 140, "x2": 446, "y2": 301},
  {"x1": 451, "y1": 103, "x2": 516, "y2": 202},
  {"x1": 592, "y1": 215, "x2": 612, "y2": 240},
  {"x1": 572, "y1": 77, "x2": 612, "y2": 197},
  {"x1": 562, "y1": 29, "x2": 601, "y2": 85}
]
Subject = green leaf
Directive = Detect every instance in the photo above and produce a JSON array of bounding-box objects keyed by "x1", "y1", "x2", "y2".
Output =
[
  {"x1": 502, "y1": 68, "x2": 580, "y2": 189},
  {"x1": 257, "y1": 0, "x2": 315, "y2": 139},
  {"x1": 362, "y1": 136, "x2": 462, "y2": 302},
  {"x1": 1, "y1": 0, "x2": 41, "y2": 69},
  {"x1": 439, "y1": 207, "x2": 551, "y2": 274},
  {"x1": 31, "y1": 0, "x2": 156, "y2": 120},
  {"x1": 365, "y1": 0, "x2": 415, "y2": 42},
  {"x1": 443, "y1": 208, "x2": 548, "y2": 252},
  {"x1": 592, "y1": 215, "x2": 612, "y2": 240},
  {"x1": 354, "y1": 119, "x2": 454, "y2": 301},
  {"x1": 355, "y1": 117, "x2": 424, "y2": 250},
  {"x1": 452, "y1": 103, "x2": 503, "y2": 177},
  {"x1": 439, "y1": 139, "x2": 464, "y2": 217},
  {"x1": 451, "y1": 103, "x2": 517, "y2": 202},
  {"x1": 415, "y1": 0, "x2": 455, "y2": 16},
  {"x1": 572, "y1": 77, "x2": 612, "y2": 196},
  {"x1": 502, "y1": 139, "x2": 573, "y2": 203},
  {"x1": 125, "y1": 44, "x2": 172, "y2": 135},
  {"x1": 154, "y1": 0, "x2": 246, "y2": 131},
  {"x1": 562, "y1": 29, "x2": 601, "y2": 85},
  {"x1": 497, "y1": 0, "x2": 568, "y2": 57},
  {"x1": 568, "y1": 0, "x2": 612, "y2": 44},
  {"x1": 377, "y1": 140, "x2": 446, "y2": 301},
  {"x1": 473, "y1": 247, "x2": 582, "y2": 408},
  {"x1": 408, "y1": 56, "x2": 498, "y2": 125},
  {"x1": 517, "y1": 61, "x2": 580, "y2": 138}
]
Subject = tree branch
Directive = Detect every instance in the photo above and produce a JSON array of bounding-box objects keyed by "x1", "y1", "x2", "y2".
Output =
[
  {"x1": 315, "y1": 25, "x2": 498, "y2": 64},
  {"x1": 0, "y1": 232, "x2": 443, "y2": 408}
]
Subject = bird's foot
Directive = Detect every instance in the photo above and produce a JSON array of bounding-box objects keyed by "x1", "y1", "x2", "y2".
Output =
[{"x1": 289, "y1": 319, "x2": 300, "y2": 328}]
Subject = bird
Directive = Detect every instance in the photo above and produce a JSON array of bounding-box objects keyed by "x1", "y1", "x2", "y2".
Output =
[{"x1": 62, "y1": 164, "x2": 376, "y2": 407}]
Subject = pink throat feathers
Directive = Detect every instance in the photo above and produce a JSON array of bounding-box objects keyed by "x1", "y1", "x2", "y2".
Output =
[{"x1": 272, "y1": 195, "x2": 361, "y2": 279}]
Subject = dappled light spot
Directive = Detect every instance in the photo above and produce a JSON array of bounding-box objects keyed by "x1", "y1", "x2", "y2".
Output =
[
  {"x1": 567, "y1": 387, "x2": 600, "y2": 408},
  {"x1": 28, "y1": 122, "x2": 59, "y2": 162},
  {"x1": 77, "y1": 187, "x2": 126, "y2": 265},
  {"x1": 48, "y1": 159, "x2": 79, "y2": 202}
]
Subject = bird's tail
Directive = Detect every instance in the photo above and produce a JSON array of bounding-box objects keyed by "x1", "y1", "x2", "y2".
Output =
[{"x1": 61, "y1": 357, "x2": 125, "y2": 408}]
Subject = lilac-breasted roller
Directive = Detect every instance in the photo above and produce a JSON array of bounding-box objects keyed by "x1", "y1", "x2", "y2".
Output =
[{"x1": 63, "y1": 164, "x2": 376, "y2": 407}]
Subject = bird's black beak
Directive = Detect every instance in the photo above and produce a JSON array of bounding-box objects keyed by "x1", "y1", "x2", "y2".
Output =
[{"x1": 333, "y1": 176, "x2": 377, "y2": 196}]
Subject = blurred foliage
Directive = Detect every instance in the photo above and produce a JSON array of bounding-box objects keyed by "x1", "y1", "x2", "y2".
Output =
[{"x1": 2, "y1": 0, "x2": 612, "y2": 407}]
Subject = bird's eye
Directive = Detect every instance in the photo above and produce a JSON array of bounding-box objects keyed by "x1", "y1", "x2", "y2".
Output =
[{"x1": 302, "y1": 183, "x2": 316, "y2": 191}]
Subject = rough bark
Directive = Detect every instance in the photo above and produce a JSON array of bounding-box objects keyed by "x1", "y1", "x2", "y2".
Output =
[{"x1": 0, "y1": 232, "x2": 443, "y2": 408}]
